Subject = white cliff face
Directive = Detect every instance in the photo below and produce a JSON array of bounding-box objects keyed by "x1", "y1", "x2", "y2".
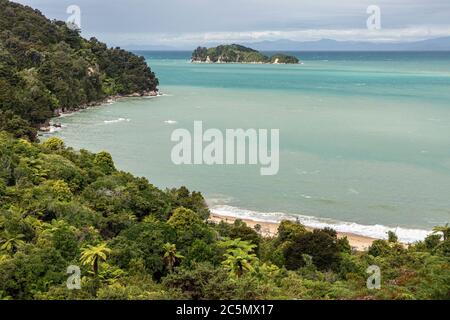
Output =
[{"x1": 206, "y1": 56, "x2": 211, "y2": 63}]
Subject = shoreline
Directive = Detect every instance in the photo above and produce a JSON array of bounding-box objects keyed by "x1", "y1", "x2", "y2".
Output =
[
  {"x1": 38, "y1": 90, "x2": 161, "y2": 133},
  {"x1": 35, "y1": 89, "x2": 430, "y2": 250},
  {"x1": 209, "y1": 213, "x2": 378, "y2": 251}
]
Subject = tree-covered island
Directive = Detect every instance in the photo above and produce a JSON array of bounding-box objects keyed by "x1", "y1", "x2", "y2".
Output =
[{"x1": 191, "y1": 44, "x2": 300, "y2": 64}]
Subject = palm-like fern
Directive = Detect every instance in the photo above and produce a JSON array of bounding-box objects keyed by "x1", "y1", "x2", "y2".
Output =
[
  {"x1": 80, "y1": 243, "x2": 111, "y2": 276},
  {"x1": 0, "y1": 233, "x2": 26, "y2": 254},
  {"x1": 433, "y1": 224, "x2": 450, "y2": 241},
  {"x1": 163, "y1": 242, "x2": 184, "y2": 271},
  {"x1": 219, "y1": 238, "x2": 257, "y2": 278}
]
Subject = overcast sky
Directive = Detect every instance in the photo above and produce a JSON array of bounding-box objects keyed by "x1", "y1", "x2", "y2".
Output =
[{"x1": 14, "y1": 0, "x2": 450, "y2": 48}]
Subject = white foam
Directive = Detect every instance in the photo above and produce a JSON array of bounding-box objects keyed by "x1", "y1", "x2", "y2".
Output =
[
  {"x1": 103, "y1": 118, "x2": 130, "y2": 124},
  {"x1": 210, "y1": 204, "x2": 432, "y2": 244},
  {"x1": 164, "y1": 120, "x2": 178, "y2": 125},
  {"x1": 49, "y1": 126, "x2": 62, "y2": 133},
  {"x1": 58, "y1": 112, "x2": 75, "y2": 118},
  {"x1": 40, "y1": 124, "x2": 66, "y2": 134}
]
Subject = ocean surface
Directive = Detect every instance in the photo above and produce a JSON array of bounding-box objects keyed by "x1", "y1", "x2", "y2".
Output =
[{"x1": 47, "y1": 51, "x2": 450, "y2": 242}]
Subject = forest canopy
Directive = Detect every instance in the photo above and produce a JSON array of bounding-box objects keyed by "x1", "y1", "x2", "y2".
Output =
[{"x1": 0, "y1": 133, "x2": 449, "y2": 300}]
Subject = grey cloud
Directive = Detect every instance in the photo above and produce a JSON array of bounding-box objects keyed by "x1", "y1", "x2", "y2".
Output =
[{"x1": 13, "y1": 0, "x2": 450, "y2": 46}]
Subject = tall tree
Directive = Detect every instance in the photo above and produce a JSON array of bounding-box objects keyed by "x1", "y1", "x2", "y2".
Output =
[
  {"x1": 80, "y1": 243, "x2": 111, "y2": 276},
  {"x1": 219, "y1": 238, "x2": 257, "y2": 278},
  {"x1": 433, "y1": 224, "x2": 450, "y2": 241},
  {"x1": 163, "y1": 242, "x2": 184, "y2": 271}
]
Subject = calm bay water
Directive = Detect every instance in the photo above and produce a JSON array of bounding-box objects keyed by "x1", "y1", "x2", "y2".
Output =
[{"x1": 48, "y1": 51, "x2": 450, "y2": 242}]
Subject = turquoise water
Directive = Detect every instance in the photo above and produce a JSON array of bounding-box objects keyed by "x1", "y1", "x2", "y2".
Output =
[{"x1": 48, "y1": 51, "x2": 450, "y2": 242}]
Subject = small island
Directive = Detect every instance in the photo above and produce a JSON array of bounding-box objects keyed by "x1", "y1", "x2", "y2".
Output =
[{"x1": 191, "y1": 44, "x2": 300, "y2": 64}]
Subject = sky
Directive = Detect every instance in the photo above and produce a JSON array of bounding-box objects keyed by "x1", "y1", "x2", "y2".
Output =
[{"x1": 13, "y1": 0, "x2": 450, "y2": 48}]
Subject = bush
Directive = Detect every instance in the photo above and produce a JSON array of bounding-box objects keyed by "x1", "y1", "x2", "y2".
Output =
[
  {"x1": 277, "y1": 220, "x2": 307, "y2": 243},
  {"x1": 284, "y1": 229, "x2": 341, "y2": 271},
  {"x1": 215, "y1": 219, "x2": 261, "y2": 252},
  {"x1": 368, "y1": 240, "x2": 392, "y2": 257},
  {"x1": 387, "y1": 231, "x2": 399, "y2": 243},
  {"x1": 0, "y1": 178, "x2": 6, "y2": 196},
  {"x1": 39, "y1": 154, "x2": 87, "y2": 192},
  {"x1": 93, "y1": 151, "x2": 115, "y2": 175},
  {"x1": 42, "y1": 137, "x2": 65, "y2": 151},
  {"x1": 168, "y1": 207, "x2": 213, "y2": 251},
  {"x1": 162, "y1": 262, "x2": 219, "y2": 300}
]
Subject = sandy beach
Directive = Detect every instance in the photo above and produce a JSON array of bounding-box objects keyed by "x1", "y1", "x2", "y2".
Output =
[{"x1": 209, "y1": 213, "x2": 377, "y2": 251}]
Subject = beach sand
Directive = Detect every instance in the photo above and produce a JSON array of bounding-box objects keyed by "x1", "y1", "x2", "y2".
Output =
[{"x1": 209, "y1": 213, "x2": 377, "y2": 251}]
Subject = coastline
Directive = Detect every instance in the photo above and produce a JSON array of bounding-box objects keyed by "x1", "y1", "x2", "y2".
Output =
[
  {"x1": 38, "y1": 90, "x2": 160, "y2": 133},
  {"x1": 209, "y1": 213, "x2": 378, "y2": 251},
  {"x1": 40, "y1": 92, "x2": 433, "y2": 247}
]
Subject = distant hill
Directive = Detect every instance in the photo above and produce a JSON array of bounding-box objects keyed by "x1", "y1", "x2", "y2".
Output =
[
  {"x1": 249, "y1": 37, "x2": 450, "y2": 51},
  {"x1": 126, "y1": 37, "x2": 450, "y2": 52},
  {"x1": 191, "y1": 44, "x2": 299, "y2": 64}
]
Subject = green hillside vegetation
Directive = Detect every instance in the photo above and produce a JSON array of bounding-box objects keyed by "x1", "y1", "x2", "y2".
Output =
[
  {"x1": 270, "y1": 54, "x2": 300, "y2": 64},
  {"x1": 0, "y1": 0, "x2": 158, "y2": 140},
  {"x1": 192, "y1": 44, "x2": 299, "y2": 64},
  {"x1": 0, "y1": 133, "x2": 449, "y2": 300}
]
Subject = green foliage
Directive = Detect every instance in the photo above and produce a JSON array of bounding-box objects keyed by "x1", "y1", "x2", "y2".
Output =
[
  {"x1": 0, "y1": 111, "x2": 36, "y2": 141},
  {"x1": 166, "y1": 186, "x2": 210, "y2": 220},
  {"x1": 283, "y1": 229, "x2": 341, "y2": 271},
  {"x1": 0, "y1": 126, "x2": 448, "y2": 300},
  {"x1": 215, "y1": 219, "x2": 261, "y2": 251},
  {"x1": 109, "y1": 218, "x2": 174, "y2": 275},
  {"x1": 0, "y1": 178, "x2": 6, "y2": 196},
  {"x1": 184, "y1": 239, "x2": 218, "y2": 266},
  {"x1": 433, "y1": 224, "x2": 450, "y2": 241},
  {"x1": 42, "y1": 137, "x2": 64, "y2": 151},
  {"x1": 39, "y1": 153, "x2": 87, "y2": 192},
  {"x1": 270, "y1": 54, "x2": 300, "y2": 64},
  {"x1": 81, "y1": 172, "x2": 169, "y2": 220},
  {"x1": 80, "y1": 243, "x2": 111, "y2": 276},
  {"x1": 368, "y1": 240, "x2": 392, "y2": 257},
  {"x1": 163, "y1": 242, "x2": 184, "y2": 271},
  {"x1": 48, "y1": 180, "x2": 73, "y2": 202},
  {"x1": 219, "y1": 238, "x2": 258, "y2": 278},
  {"x1": 167, "y1": 207, "x2": 213, "y2": 251},
  {"x1": 337, "y1": 237, "x2": 352, "y2": 254},
  {"x1": 387, "y1": 231, "x2": 399, "y2": 243},
  {"x1": 0, "y1": 247, "x2": 68, "y2": 299},
  {"x1": 277, "y1": 220, "x2": 307, "y2": 243},
  {"x1": 95, "y1": 280, "x2": 165, "y2": 300},
  {"x1": 0, "y1": 232, "x2": 25, "y2": 254},
  {"x1": 162, "y1": 262, "x2": 223, "y2": 300},
  {"x1": 93, "y1": 151, "x2": 115, "y2": 175}
]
